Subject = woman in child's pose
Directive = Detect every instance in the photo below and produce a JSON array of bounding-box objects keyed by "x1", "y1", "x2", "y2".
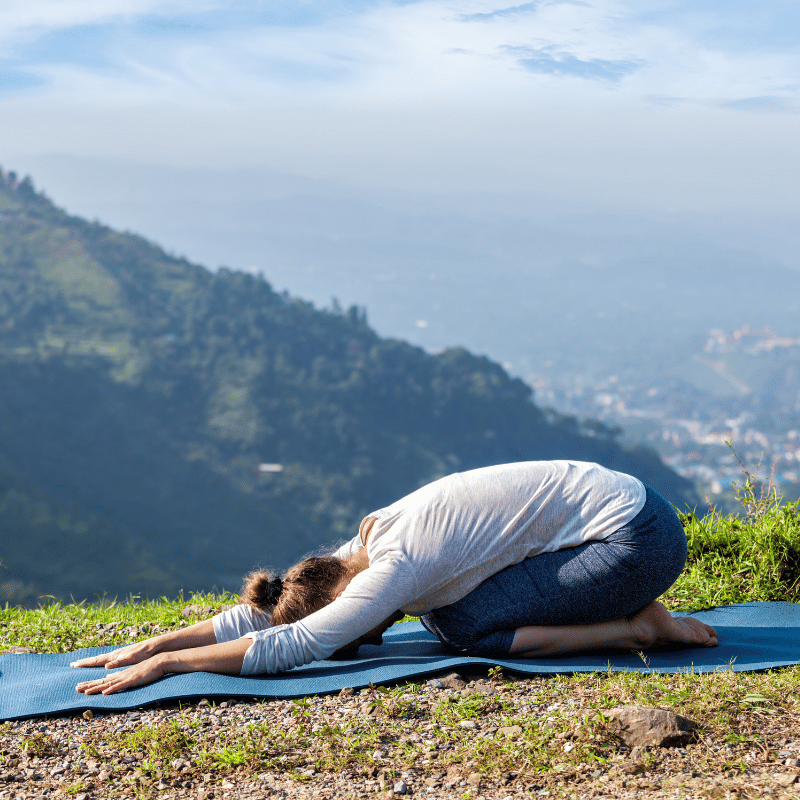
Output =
[{"x1": 74, "y1": 461, "x2": 717, "y2": 694}]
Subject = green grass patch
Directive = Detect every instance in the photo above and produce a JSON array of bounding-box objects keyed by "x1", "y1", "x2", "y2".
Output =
[
  {"x1": 109, "y1": 718, "x2": 198, "y2": 761},
  {"x1": 0, "y1": 590, "x2": 239, "y2": 653},
  {"x1": 665, "y1": 454, "x2": 800, "y2": 611}
]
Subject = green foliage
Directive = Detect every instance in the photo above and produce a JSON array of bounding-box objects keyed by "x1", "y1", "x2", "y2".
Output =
[
  {"x1": 667, "y1": 452, "x2": 800, "y2": 610},
  {"x1": 0, "y1": 470, "x2": 178, "y2": 606},
  {"x1": 670, "y1": 503, "x2": 800, "y2": 609}
]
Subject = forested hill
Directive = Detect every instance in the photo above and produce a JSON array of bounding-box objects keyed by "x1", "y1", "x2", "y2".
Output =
[{"x1": 0, "y1": 168, "x2": 698, "y2": 605}]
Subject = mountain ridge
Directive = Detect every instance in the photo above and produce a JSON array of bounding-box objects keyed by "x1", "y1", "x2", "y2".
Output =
[{"x1": 0, "y1": 167, "x2": 698, "y2": 605}]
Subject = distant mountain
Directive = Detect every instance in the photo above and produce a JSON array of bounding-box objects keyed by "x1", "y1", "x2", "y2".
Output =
[
  {"x1": 26, "y1": 158, "x2": 800, "y2": 384},
  {"x1": 0, "y1": 167, "x2": 698, "y2": 605}
]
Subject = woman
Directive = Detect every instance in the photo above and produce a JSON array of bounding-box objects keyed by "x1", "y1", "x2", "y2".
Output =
[{"x1": 74, "y1": 461, "x2": 717, "y2": 695}]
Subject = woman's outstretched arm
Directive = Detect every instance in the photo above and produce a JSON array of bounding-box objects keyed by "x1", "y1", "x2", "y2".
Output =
[
  {"x1": 70, "y1": 619, "x2": 218, "y2": 670},
  {"x1": 75, "y1": 637, "x2": 253, "y2": 695}
]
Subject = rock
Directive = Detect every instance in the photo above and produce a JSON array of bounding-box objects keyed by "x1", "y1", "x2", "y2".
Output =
[
  {"x1": 775, "y1": 773, "x2": 799, "y2": 787},
  {"x1": 181, "y1": 604, "x2": 202, "y2": 618},
  {"x1": 622, "y1": 761, "x2": 647, "y2": 775},
  {"x1": 459, "y1": 720, "x2": 477, "y2": 729},
  {"x1": 498, "y1": 725, "x2": 523, "y2": 737},
  {"x1": 5, "y1": 647, "x2": 38, "y2": 654},
  {"x1": 440, "y1": 673, "x2": 467, "y2": 690},
  {"x1": 467, "y1": 772, "x2": 482, "y2": 787},
  {"x1": 427, "y1": 679, "x2": 445, "y2": 689},
  {"x1": 339, "y1": 686, "x2": 355, "y2": 697},
  {"x1": 82, "y1": 710, "x2": 94, "y2": 720},
  {"x1": 605, "y1": 705, "x2": 697, "y2": 747},
  {"x1": 393, "y1": 780, "x2": 409, "y2": 794}
]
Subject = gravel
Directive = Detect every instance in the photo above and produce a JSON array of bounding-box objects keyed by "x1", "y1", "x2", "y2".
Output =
[{"x1": 2, "y1": 673, "x2": 800, "y2": 800}]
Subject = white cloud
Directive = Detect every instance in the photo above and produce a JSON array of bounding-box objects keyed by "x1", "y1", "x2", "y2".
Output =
[{"x1": 2, "y1": 0, "x2": 798, "y2": 105}]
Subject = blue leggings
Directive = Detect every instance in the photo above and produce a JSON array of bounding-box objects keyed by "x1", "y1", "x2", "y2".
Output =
[{"x1": 420, "y1": 486, "x2": 687, "y2": 655}]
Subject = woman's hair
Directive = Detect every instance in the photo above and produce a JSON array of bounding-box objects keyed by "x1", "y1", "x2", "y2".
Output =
[{"x1": 240, "y1": 555, "x2": 354, "y2": 626}]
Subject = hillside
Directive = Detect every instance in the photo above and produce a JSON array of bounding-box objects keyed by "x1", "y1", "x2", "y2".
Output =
[{"x1": 0, "y1": 167, "x2": 698, "y2": 605}]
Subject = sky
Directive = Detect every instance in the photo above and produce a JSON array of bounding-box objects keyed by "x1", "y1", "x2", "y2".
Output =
[
  {"x1": 2, "y1": 0, "x2": 798, "y2": 200},
  {"x1": 1, "y1": 0, "x2": 799, "y2": 374}
]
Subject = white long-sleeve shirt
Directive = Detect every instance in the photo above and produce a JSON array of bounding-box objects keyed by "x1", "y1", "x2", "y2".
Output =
[{"x1": 213, "y1": 460, "x2": 646, "y2": 675}]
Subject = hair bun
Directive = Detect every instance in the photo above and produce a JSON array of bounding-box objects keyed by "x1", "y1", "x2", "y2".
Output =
[
  {"x1": 265, "y1": 576, "x2": 283, "y2": 605},
  {"x1": 240, "y1": 570, "x2": 284, "y2": 612}
]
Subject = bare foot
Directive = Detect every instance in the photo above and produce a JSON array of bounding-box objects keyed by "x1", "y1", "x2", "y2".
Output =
[{"x1": 628, "y1": 601, "x2": 718, "y2": 649}]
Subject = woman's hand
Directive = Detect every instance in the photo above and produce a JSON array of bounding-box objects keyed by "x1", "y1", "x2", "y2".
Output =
[
  {"x1": 74, "y1": 638, "x2": 251, "y2": 695},
  {"x1": 71, "y1": 619, "x2": 218, "y2": 671},
  {"x1": 70, "y1": 638, "x2": 158, "y2": 670},
  {"x1": 75, "y1": 654, "x2": 168, "y2": 695}
]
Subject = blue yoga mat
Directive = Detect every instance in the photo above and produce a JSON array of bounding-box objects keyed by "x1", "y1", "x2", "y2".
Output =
[{"x1": 2, "y1": 602, "x2": 799, "y2": 721}]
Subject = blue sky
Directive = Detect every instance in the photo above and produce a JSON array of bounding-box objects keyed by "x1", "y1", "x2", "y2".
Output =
[
  {"x1": 1, "y1": 0, "x2": 798, "y2": 220},
  {"x1": 2, "y1": 0, "x2": 796, "y2": 94},
  {"x1": 1, "y1": 1, "x2": 797, "y2": 190}
]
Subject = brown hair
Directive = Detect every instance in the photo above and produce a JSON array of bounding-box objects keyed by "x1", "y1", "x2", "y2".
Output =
[{"x1": 240, "y1": 555, "x2": 356, "y2": 625}]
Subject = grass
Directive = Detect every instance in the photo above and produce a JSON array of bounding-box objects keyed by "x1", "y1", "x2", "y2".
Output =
[
  {"x1": 665, "y1": 450, "x2": 800, "y2": 611},
  {"x1": 3, "y1": 457, "x2": 800, "y2": 796},
  {"x1": 0, "y1": 590, "x2": 239, "y2": 654}
]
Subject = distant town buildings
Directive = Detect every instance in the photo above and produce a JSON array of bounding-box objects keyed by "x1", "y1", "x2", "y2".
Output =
[{"x1": 531, "y1": 325, "x2": 800, "y2": 509}]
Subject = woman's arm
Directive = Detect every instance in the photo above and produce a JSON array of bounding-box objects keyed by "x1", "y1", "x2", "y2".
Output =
[
  {"x1": 213, "y1": 604, "x2": 271, "y2": 642},
  {"x1": 75, "y1": 637, "x2": 252, "y2": 695},
  {"x1": 70, "y1": 619, "x2": 217, "y2": 670},
  {"x1": 240, "y1": 555, "x2": 418, "y2": 675}
]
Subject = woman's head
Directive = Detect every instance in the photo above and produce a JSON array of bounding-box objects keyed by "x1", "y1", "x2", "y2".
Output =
[{"x1": 240, "y1": 555, "x2": 354, "y2": 625}]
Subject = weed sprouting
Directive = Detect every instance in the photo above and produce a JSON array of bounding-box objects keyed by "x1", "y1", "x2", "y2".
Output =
[
  {"x1": 62, "y1": 781, "x2": 90, "y2": 795},
  {"x1": 21, "y1": 732, "x2": 58, "y2": 756},
  {"x1": 109, "y1": 719, "x2": 197, "y2": 762}
]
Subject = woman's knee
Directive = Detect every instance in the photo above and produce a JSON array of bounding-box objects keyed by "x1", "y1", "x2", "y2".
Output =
[{"x1": 608, "y1": 487, "x2": 687, "y2": 581}]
